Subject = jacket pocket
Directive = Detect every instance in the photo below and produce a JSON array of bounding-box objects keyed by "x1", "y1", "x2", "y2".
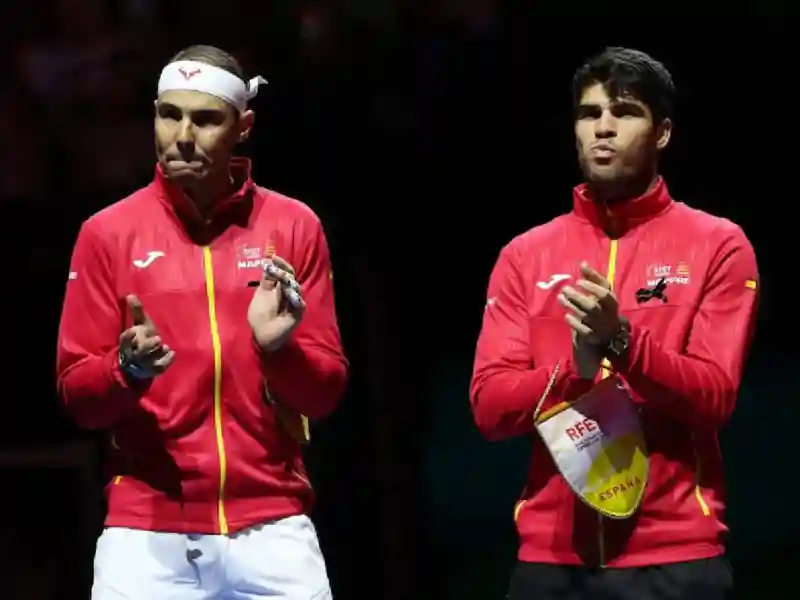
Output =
[{"x1": 265, "y1": 384, "x2": 310, "y2": 445}]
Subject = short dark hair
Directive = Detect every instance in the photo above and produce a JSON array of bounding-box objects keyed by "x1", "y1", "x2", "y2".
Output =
[
  {"x1": 169, "y1": 45, "x2": 245, "y2": 82},
  {"x1": 572, "y1": 47, "x2": 675, "y2": 124}
]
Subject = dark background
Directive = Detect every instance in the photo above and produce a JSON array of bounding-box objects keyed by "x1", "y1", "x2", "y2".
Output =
[{"x1": 1, "y1": 2, "x2": 794, "y2": 598}]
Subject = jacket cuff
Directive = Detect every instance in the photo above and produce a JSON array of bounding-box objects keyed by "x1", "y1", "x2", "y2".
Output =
[
  {"x1": 107, "y1": 346, "x2": 152, "y2": 393},
  {"x1": 607, "y1": 322, "x2": 640, "y2": 375}
]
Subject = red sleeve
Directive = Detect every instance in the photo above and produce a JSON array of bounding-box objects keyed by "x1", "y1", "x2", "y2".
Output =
[
  {"x1": 258, "y1": 217, "x2": 348, "y2": 420},
  {"x1": 610, "y1": 226, "x2": 759, "y2": 431},
  {"x1": 56, "y1": 221, "x2": 149, "y2": 430},
  {"x1": 470, "y1": 243, "x2": 593, "y2": 441}
]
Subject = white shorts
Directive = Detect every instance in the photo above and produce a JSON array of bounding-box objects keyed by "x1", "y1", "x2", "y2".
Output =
[{"x1": 91, "y1": 515, "x2": 331, "y2": 599}]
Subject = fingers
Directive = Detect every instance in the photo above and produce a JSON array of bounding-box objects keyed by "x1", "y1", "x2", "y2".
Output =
[
  {"x1": 579, "y1": 262, "x2": 611, "y2": 289},
  {"x1": 264, "y1": 261, "x2": 300, "y2": 291},
  {"x1": 119, "y1": 328, "x2": 136, "y2": 348},
  {"x1": 280, "y1": 292, "x2": 307, "y2": 315},
  {"x1": 121, "y1": 338, "x2": 175, "y2": 376},
  {"x1": 576, "y1": 279, "x2": 608, "y2": 298},
  {"x1": 560, "y1": 287, "x2": 595, "y2": 338},
  {"x1": 119, "y1": 324, "x2": 164, "y2": 371},
  {"x1": 259, "y1": 277, "x2": 279, "y2": 291},
  {"x1": 119, "y1": 300, "x2": 174, "y2": 376},
  {"x1": 151, "y1": 348, "x2": 176, "y2": 373},
  {"x1": 126, "y1": 295, "x2": 153, "y2": 328},
  {"x1": 120, "y1": 326, "x2": 161, "y2": 350},
  {"x1": 565, "y1": 313, "x2": 593, "y2": 337},
  {"x1": 558, "y1": 290, "x2": 586, "y2": 319},
  {"x1": 134, "y1": 335, "x2": 163, "y2": 357},
  {"x1": 562, "y1": 277, "x2": 617, "y2": 312},
  {"x1": 560, "y1": 286, "x2": 596, "y2": 314},
  {"x1": 561, "y1": 280, "x2": 619, "y2": 343},
  {"x1": 575, "y1": 279, "x2": 618, "y2": 312},
  {"x1": 270, "y1": 255, "x2": 295, "y2": 276},
  {"x1": 262, "y1": 260, "x2": 304, "y2": 310}
]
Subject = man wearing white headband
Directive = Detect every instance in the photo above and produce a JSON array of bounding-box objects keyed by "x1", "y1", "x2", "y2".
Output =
[{"x1": 56, "y1": 45, "x2": 348, "y2": 599}]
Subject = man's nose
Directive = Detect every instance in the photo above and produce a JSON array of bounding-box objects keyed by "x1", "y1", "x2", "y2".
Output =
[
  {"x1": 176, "y1": 120, "x2": 195, "y2": 154},
  {"x1": 594, "y1": 111, "x2": 616, "y2": 138}
]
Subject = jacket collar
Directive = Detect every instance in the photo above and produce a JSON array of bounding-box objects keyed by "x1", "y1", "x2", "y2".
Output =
[
  {"x1": 572, "y1": 176, "x2": 674, "y2": 237},
  {"x1": 153, "y1": 157, "x2": 257, "y2": 231}
]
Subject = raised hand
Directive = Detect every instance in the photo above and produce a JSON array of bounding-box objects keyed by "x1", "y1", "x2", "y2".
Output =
[
  {"x1": 559, "y1": 261, "x2": 621, "y2": 346},
  {"x1": 248, "y1": 256, "x2": 306, "y2": 352},
  {"x1": 118, "y1": 294, "x2": 175, "y2": 379}
]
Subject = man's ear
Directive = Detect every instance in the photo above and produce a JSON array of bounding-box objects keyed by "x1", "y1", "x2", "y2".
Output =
[
  {"x1": 238, "y1": 109, "x2": 255, "y2": 143},
  {"x1": 656, "y1": 118, "x2": 672, "y2": 151}
]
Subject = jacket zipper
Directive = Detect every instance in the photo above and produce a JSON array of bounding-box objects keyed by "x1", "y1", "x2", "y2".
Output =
[
  {"x1": 202, "y1": 246, "x2": 229, "y2": 534},
  {"x1": 597, "y1": 237, "x2": 619, "y2": 566},
  {"x1": 601, "y1": 238, "x2": 619, "y2": 380}
]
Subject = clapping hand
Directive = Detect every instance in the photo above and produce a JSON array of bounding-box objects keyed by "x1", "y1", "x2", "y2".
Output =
[
  {"x1": 119, "y1": 295, "x2": 175, "y2": 379},
  {"x1": 248, "y1": 256, "x2": 306, "y2": 352},
  {"x1": 558, "y1": 262, "x2": 621, "y2": 379}
]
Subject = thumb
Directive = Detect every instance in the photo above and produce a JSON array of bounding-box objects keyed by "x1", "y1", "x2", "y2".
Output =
[
  {"x1": 126, "y1": 294, "x2": 152, "y2": 327},
  {"x1": 259, "y1": 277, "x2": 278, "y2": 291}
]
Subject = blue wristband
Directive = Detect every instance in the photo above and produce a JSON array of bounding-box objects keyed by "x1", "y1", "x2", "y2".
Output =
[{"x1": 118, "y1": 349, "x2": 154, "y2": 380}]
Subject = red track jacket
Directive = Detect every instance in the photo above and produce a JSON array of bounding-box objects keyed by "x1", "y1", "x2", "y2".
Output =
[
  {"x1": 57, "y1": 159, "x2": 348, "y2": 534},
  {"x1": 471, "y1": 178, "x2": 758, "y2": 567}
]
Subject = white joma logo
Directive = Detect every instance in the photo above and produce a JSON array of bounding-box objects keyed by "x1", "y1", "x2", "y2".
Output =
[
  {"x1": 133, "y1": 251, "x2": 165, "y2": 268},
  {"x1": 537, "y1": 274, "x2": 570, "y2": 289}
]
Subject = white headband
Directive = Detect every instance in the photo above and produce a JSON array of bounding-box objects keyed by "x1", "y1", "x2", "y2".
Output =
[{"x1": 157, "y1": 60, "x2": 267, "y2": 112}]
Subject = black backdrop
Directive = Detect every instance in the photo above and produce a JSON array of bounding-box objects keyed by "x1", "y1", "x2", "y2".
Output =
[{"x1": 1, "y1": 5, "x2": 793, "y2": 599}]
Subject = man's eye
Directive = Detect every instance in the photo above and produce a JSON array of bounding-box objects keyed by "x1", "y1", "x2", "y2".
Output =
[
  {"x1": 577, "y1": 107, "x2": 601, "y2": 120},
  {"x1": 158, "y1": 109, "x2": 181, "y2": 121},
  {"x1": 193, "y1": 112, "x2": 225, "y2": 127},
  {"x1": 612, "y1": 105, "x2": 644, "y2": 118}
]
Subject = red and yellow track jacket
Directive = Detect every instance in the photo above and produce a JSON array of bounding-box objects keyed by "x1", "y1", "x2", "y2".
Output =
[
  {"x1": 57, "y1": 158, "x2": 348, "y2": 534},
  {"x1": 471, "y1": 178, "x2": 758, "y2": 567}
]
